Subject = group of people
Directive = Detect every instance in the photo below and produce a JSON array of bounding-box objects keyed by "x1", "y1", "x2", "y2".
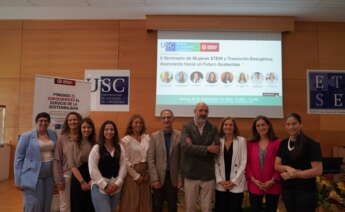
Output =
[{"x1": 14, "y1": 102, "x2": 323, "y2": 212}]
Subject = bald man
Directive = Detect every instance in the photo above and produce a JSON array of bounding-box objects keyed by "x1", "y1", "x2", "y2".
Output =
[{"x1": 180, "y1": 102, "x2": 220, "y2": 212}]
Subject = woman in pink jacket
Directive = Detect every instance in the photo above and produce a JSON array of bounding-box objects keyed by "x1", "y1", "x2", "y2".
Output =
[{"x1": 246, "y1": 116, "x2": 281, "y2": 212}]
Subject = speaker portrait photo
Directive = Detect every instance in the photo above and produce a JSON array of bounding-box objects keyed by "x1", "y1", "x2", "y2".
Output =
[
  {"x1": 160, "y1": 72, "x2": 173, "y2": 83},
  {"x1": 238, "y1": 72, "x2": 248, "y2": 84},
  {"x1": 176, "y1": 71, "x2": 187, "y2": 83},
  {"x1": 221, "y1": 72, "x2": 234, "y2": 84},
  {"x1": 251, "y1": 72, "x2": 263, "y2": 83},
  {"x1": 190, "y1": 71, "x2": 203, "y2": 84},
  {"x1": 206, "y1": 72, "x2": 218, "y2": 83},
  {"x1": 266, "y1": 72, "x2": 277, "y2": 82}
]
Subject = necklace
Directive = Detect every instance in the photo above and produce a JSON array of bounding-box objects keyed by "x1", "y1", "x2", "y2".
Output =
[
  {"x1": 259, "y1": 139, "x2": 268, "y2": 150},
  {"x1": 287, "y1": 137, "x2": 295, "y2": 151}
]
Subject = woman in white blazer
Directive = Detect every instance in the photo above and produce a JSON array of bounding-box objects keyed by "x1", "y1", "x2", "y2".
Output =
[{"x1": 215, "y1": 117, "x2": 247, "y2": 212}]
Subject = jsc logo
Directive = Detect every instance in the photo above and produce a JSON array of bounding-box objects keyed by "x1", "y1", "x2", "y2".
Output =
[
  {"x1": 161, "y1": 42, "x2": 176, "y2": 51},
  {"x1": 100, "y1": 76, "x2": 128, "y2": 105},
  {"x1": 86, "y1": 76, "x2": 128, "y2": 105}
]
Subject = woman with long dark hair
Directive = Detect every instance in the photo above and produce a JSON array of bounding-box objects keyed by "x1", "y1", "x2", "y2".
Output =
[
  {"x1": 89, "y1": 120, "x2": 127, "y2": 212},
  {"x1": 14, "y1": 112, "x2": 57, "y2": 212},
  {"x1": 275, "y1": 113, "x2": 323, "y2": 212},
  {"x1": 53, "y1": 111, "x2": 82, "y2": 212},
  {"x1": 215, "y1": 117, "x2": 247, "y2": 212},
  {"x1": 246, "y1": 116, "x2": 281, "y2": 212},
  {"x1": 119, "y1": 114, "x2": 151, "y2": 212},
  {"x1": 69, "y1": 118, "x2": 96, "y2": 212}
]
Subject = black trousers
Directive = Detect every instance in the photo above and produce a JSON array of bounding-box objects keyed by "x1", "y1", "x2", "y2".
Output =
[
  {"x1": 249, "y1": 193, "x2": 280, "y2": 212},
  {"x1": 70, "y1": 163, "x2": 95, "y2": 212},
  {"x1": 152, "y1": 172, "x2": 178, "y2": 212},
  {"x1": 282, "y1": 190, "x2": 317, "y2": 212},
  {"x1": 215, "y1": 190, "x2": 244, "y2": 212}
]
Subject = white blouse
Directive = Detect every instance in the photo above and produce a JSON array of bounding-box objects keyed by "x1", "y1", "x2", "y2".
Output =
[
  {"x1": 121, "y1": 134, "x2": 150, "y2": 180},
  {"x1": 88, "y1": 144, "x2": 127, "y2": 194}
]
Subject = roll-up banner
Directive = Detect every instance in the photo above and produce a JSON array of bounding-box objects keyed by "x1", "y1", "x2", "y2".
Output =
[{"x1": 33, "y1": 75, "x2": 91, "y2": 131}]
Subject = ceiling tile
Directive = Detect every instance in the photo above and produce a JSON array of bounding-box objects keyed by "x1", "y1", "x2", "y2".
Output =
[
  {"x1": 29, "y1": 0, "x2": 89, "y2": 7},
  {"x1": 0, "y1": 0, "x2": 344, "y2": 21},
  {"x1": 0, "y1": 0, "x2": 31, "y2": 6}
]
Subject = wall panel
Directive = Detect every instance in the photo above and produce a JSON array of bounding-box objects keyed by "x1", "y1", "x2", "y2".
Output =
[
  {"x1": 0, "y1": 21, "x2": 22, "y2": 145},
  {"x1": 18, "y1": 20, "x2": 121, "y2": 132},
  {"x1": 146, "y1": 15, "x2": 295, "y2": 31},
  {"x1": 318, "y1": 23, "x2": 345, "y2": 68},
  {"x1": 117, "y1": 20, "x2": 157, "y2": 135},
  {"x1": 316, "y1": 22, "x2": 345, "y2": 155}
]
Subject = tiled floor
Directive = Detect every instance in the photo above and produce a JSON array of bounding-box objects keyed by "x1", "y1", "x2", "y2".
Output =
[
  {"x1": 0, "y1": 180, "x2": 183, "y2": 212},
  {"x1": 0, "y1": 179, "x2": 290, "y2": 212},
  {"x1": 0, "y1": 179, "x2": 23, "y2": 212}
]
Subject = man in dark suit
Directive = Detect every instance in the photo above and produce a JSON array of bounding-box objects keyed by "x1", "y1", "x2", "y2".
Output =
[
  {"x1": 180, "y1": 102, "x2": 220, "y2": 212},
  {"x1": 147, "y1": 109, "x2": 182, "y2": 212}
]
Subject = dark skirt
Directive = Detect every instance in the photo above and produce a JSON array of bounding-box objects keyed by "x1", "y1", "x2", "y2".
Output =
[{"x1": 70, "y1": 163, "x2": 95, "y2": 212}]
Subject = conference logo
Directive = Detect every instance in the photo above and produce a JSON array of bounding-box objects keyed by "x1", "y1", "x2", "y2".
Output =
[
  {"x1": 161, "y1": 42, "x2": 219, "y2": 52},
  {"x1": 100, "y1": 76, "x2": 128, "y2": 105},
  {"x1": 161, "y1": 42, "x2": 176, "y2": 51},
  {"x1": 86, "y1": 76, "x2": 129, "y2": 105},
  {"x1": 200, "y1": 43, "x2": 219, "y2": 52},
  {"x1": 54, "y1": 78, "x2": 76, "y2": 86}
]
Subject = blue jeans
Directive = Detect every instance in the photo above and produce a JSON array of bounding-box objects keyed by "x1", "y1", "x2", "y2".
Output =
[
  {"x1": 23, "y1": 161, "x2": 54, "y2": 212},
  {"x1": 91, "y1": 184, "x2": 121, "y2": 212}
]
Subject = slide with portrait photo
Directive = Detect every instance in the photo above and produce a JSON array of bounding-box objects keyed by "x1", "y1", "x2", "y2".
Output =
[{"x1": 155, "y1": 31, "x2": 283, "y2": 118}]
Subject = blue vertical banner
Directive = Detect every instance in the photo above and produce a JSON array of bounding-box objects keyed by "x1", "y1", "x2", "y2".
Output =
[
  {"x1": 307, "y1": 70, "x2": 345, "y2": 114},
  {"x1": 85, "y1": 70, "x2": 130, "y2": 111}
]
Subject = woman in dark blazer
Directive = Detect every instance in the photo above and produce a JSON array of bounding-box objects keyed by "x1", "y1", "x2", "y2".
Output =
[{"x1": 14, "y1": 112, "x2": 58, "y2": 212}]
